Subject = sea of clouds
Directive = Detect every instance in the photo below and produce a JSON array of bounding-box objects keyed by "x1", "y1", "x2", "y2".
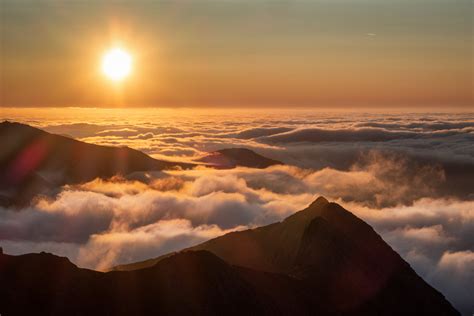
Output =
[{"x1": 1, "y1": 108, "x2": 473, "y2": 314}]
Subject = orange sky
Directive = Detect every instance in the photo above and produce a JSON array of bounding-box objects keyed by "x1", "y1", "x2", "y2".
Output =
[{"x1": 0, "y1": 0, "x2": 472, "y2": 108}]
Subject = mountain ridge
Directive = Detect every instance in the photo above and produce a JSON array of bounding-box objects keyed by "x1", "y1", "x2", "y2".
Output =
[
  {"x1": 0, "y1": 121, "x2": 195, "y2": 207},
  {"x1": 197, "y1": 148, "x2": 282, "y2": 169},
  {"x1": 0, "y1": 122, "x2": 283, "y2": 207},
  {"x1": 1, "y1": 197, "x2": 459, "y2": 315}
]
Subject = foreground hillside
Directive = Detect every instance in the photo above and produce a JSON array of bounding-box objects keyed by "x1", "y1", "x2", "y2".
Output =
[{"x1": 1, "y1": 198, "x2": 459, "y2": 315}]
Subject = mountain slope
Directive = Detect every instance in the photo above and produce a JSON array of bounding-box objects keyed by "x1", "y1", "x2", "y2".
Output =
[
  {"x1": 0, "y1": 121, "x2": 193, "y2": 206},
  {"x1": 116, "y1": 197, "x2": 339, "y2": 273},
  {"x1": 197, "y1": 148, "x2": 282, "y2": 169},
  {"x1": 114, "y1": 197, "x2": 459, "y2": 315},
  {"x1": 0, "y1": 250, "x2": 323, "y2": 315},
  {"x1": 0, "y1": 246, "x2": 458, "y2": 316}
]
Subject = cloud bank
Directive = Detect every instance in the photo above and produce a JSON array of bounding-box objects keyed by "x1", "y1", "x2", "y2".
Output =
[
  {"x1": 1, "y1": 109, "x2": 473, "y2": 314},
  {"x1": 1, "y1": 164, "x2": 473, "y2": 313}
]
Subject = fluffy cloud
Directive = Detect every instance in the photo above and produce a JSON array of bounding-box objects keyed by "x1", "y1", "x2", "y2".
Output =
[
  {"x1": 33, "y1": 113, "x2": 474, "y2": 196},
  {"x1": 259, "y1": 127, "x2": 420, "y2": 143},
  {"x1": 432, "y1": 250, "x2": 474, "y2": 314},
  {"x1": 229, "y1": 127, "x2": 293, "y2": 139},
  {"x1": 78, "y1": 219, "x2": 242, "y2": 270},
  {"x1": 1, "y1": 170, "x2": 473, "y2": 314},
  {"x1": 2, "y1": 109, "x2": 473, "y2": 314}
]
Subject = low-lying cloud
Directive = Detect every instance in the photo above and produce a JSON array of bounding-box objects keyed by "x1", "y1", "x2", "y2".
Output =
[
  {"x1": 260, "y1": 127, "x2": 420, "y2": 143},
  {"x1": 1, "y1": 109, "x2": 473, "y2": 314},
  {"x1": 0, "y1": 163, "x2": 472, "y2": 314}
]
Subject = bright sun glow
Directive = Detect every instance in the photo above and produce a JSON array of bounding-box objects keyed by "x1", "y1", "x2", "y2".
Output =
[{"x1": 101, "y1": 48, "x2": 132, "y2": 81}]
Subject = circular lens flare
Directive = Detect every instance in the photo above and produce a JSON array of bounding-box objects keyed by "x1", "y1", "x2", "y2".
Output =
[{"x1": 102, "y1": 48, "x2": 132, "y2": 81}]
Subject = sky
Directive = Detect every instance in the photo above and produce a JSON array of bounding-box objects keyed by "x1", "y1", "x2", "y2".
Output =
[{"x1": 0, "y1": 0, "x2": 472, "y2": 108}]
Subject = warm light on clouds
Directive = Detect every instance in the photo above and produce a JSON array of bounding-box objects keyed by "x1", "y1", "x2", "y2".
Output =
[{"x1": 0, "y1": 109, "x2": 473, "y2": 313}]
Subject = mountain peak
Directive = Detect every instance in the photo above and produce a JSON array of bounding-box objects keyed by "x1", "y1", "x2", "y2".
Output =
[
  {"x1": 310, "y1": 196, "x2": 329, "y2": 206},
  {"x1": 281, "y1": 196, "x2": 329, "y2": 227},
  {"x1": 1, "y1": 199, "x2": 460, "y2": 315},
  {"x1": 197, "y1": 147, "x2": 282, "y2": 169}
]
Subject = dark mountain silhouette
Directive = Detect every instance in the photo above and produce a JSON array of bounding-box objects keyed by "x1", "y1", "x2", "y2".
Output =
[
  {"x1": 197, "y1": 148, "x2": 282, "y2": 169},
  {"x1": 0, "y1": 121, "x2": 193, "y2": 207},
  {"x1": 0, "y1": 250, "x2": 323, "y2": 315},
  {"x1": 108, "y1": 197, "x2": 458, "y2": 315},
  {"x1": 0, "y1": 244, "x2": 459, "y2": 316}
]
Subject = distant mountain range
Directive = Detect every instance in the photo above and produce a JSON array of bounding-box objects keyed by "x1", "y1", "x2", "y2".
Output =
[
  {"x1": 0, "y1": 121, "x2": 278, "y2": 207},
  {"x1": 0, "y1": 197, "x2": 459, "y2": 315},
  {"x1": 197, "y1": 148, "x2": 282, "y2": 169}
]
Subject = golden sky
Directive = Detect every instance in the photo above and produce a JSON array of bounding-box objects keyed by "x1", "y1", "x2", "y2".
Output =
[{"x1": 0, "y1": 0, "x2": 472, "y2": 108}]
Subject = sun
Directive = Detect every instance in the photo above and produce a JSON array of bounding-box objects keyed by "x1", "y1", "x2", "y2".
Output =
[{"x1": 101, "y1": 48, "x2": 132, "y2": 82}]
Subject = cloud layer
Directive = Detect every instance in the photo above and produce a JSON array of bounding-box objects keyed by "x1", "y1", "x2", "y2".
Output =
[
  {"x1": 1, "y1": 164, "x2": 473, "y2": 313},
  {"x1": 1, "y1": 109, "x2": 473, "y2": 314},
  {"x1": 28, "y1": 110, "x2": 474, "y2": 201}
]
